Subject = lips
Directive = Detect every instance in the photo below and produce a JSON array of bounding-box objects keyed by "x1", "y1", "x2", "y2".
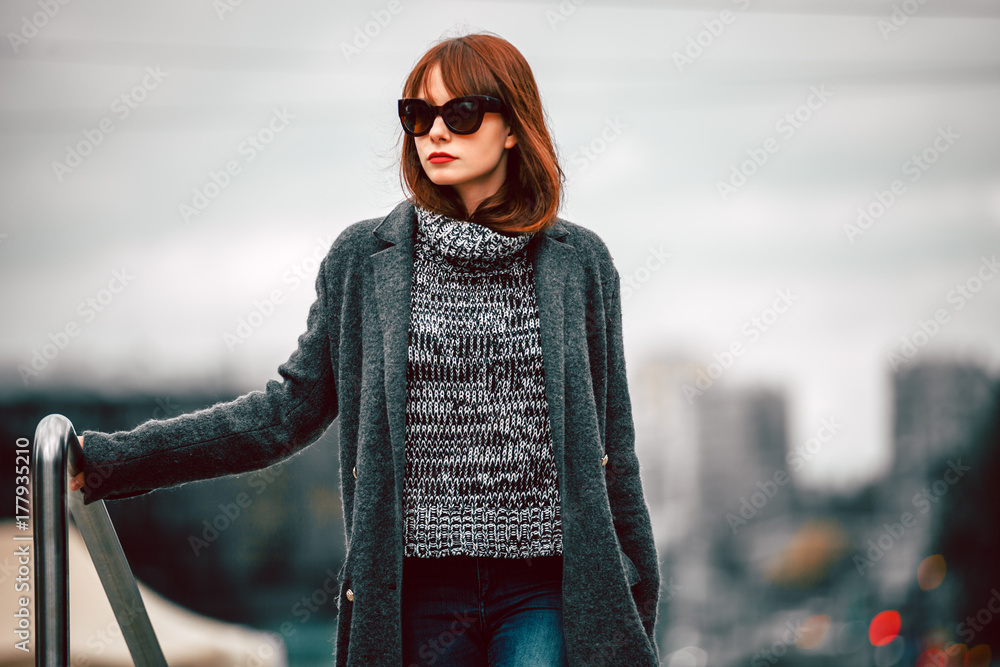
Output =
[{"x1": 428, "y1": 152, "x2": 456, "y2": 164}]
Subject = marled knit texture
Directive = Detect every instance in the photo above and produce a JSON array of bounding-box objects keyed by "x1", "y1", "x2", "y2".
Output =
[{"x1": 404, "y1": 205, "x2": 562, "y2": 558}]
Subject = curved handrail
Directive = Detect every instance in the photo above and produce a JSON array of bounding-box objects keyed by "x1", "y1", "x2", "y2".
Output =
[{"x1": 32, "y1": 413, "x2": 167, "y2": 667}]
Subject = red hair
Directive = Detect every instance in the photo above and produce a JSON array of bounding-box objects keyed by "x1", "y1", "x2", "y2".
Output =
[{"x1": 398, "y1": 32, "x2": 563, "y2": 235}]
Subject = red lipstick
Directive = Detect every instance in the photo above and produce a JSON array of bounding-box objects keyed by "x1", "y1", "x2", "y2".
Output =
[{"x1": 428, "y1": 152, "x2": 456, "y2": 164}]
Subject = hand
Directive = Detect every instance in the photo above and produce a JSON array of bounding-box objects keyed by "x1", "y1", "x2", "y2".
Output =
[{"x1": 69, "y1": 435, "x2": 85, "y2": 491}]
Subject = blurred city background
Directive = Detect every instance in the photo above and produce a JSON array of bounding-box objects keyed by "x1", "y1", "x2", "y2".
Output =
[{"x1": 1, "y1": 1, "x2": 999, "y2": 665}]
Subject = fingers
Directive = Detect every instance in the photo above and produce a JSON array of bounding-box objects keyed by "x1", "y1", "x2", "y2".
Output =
[
  {"x1": 69, "y1": 472, "x2": 85, "y2": 492},
  {"x1": 69, "y1": 436, "x2": 85, "y2": 491}
]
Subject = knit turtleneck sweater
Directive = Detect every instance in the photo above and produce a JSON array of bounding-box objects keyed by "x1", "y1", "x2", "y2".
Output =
[{"x1": 403, "y1": 204, "x2": 563, "y2": 559}]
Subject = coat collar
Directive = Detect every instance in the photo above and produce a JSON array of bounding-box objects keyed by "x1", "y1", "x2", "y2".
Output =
[
  {"x1": 369, "y1": 198, "x2": 576, "y2": 519},
  {"x1": 371, "y1": 198, "x2": 571, "y2": 244}
]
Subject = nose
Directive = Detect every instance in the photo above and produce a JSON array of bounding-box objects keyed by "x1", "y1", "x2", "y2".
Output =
[{"x1": 427, "y1": 113, "x2": 451, "y2": 141}]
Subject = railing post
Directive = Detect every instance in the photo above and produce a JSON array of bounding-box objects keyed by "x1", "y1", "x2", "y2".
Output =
[
  {"x1": 32, "y1": 413, "x2": 167, "y2": 667},
  {"x1": 33, "y1": 414, "x2": 71, "y2": 665}
]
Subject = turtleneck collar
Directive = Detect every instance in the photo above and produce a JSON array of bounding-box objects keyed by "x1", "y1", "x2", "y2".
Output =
[{"x1": 414, "y1": 203, "x2": 532, "y2": 271}]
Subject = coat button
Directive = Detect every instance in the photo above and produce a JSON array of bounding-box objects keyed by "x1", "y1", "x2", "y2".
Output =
[
  {"x1": 601, "y1": 454, "x2": 608, "y2": 467},
  {"x1": 353, "y1": 466, "x2": 357, "y2": 479},
  {"x1": 346, "y1": 589, "x2": 354, "y2": 602}
]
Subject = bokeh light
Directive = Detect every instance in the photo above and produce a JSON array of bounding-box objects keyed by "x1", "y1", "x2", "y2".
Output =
[
  {"x1": 966, "y1": 644, "x2": 992, "y2": 667},
  {"x1": 869, "y1": 610, "x2": 902, "y2": 646},
  {"x1": 874, "y1": 636, "x2": 905, "y2": 667},
  {"x1": 762, "y1": 519, "x2": 850, "y2": 587},
  {"x1": 667, "y1": 646, "x2": 707, "y2": 667},
  {"x1": 796, "y1": 614, "x2": 831, "y2": 650},
  {"x1": 918, "y1": 554, "x2": 947, "y2": 591}
]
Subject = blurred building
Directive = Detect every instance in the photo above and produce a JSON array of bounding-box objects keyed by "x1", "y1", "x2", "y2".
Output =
[
  {"x1": 635, "y1": 356, "x2": 999, "y2": 667},
  {"x1": 872, "y1": 360, "x2": 995, "y2": 602}
]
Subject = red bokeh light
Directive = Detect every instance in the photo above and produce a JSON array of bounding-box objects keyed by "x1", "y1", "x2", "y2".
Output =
[{"x1": 869, "y1": 610, "x2": 901, "y2": 646}]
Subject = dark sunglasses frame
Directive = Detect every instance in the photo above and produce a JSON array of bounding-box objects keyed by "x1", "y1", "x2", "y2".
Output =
[{"x1": 398, "y1": 95, "x2": 507, "y2": 137}]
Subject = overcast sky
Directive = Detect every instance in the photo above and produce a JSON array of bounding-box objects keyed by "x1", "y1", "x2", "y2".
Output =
[{"x1": 2, "y1": 0, "x2": 999, "y2": 493}]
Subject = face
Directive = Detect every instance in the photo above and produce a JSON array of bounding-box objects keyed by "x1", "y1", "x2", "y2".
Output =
[{"x1": 412, "y1": 63, "x2": 517, "y2": 216}]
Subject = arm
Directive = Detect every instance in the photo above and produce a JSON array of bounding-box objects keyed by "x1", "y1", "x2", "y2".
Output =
[
  {"x1": 77, "y1": 252, "x2": 340, "y2": 505},
  {"x1": 603, "y1": 266, "x2": 661, "y2": 645}
]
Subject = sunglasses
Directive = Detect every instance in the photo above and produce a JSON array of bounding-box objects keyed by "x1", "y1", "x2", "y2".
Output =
[{"x1": 398, "y1": 95, "x2": 507, "y2": 137}]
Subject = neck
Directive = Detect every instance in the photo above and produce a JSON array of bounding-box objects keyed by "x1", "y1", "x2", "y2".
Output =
[{"x1": 452, "y1": 153, "x2": 509, "y2": 216}]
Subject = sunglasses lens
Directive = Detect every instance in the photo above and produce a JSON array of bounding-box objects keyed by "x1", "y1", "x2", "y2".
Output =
[
  {"x1": 442, "y1": 98, "x2": 481, "y2": 133},
  {"x1": 401, "y1": 101, "x2": 432, "y2": 135}
]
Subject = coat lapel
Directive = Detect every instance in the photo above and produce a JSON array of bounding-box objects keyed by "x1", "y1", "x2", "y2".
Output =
[
  {"x1": 368, "y1": 199, "x2": 575, "y2": 515},
  {"x1": 527, "y1": 221, "x2": 576, "y2": 514},
  {"x1": 370, "y1": 200, "x2": 416, "y2": 515}
]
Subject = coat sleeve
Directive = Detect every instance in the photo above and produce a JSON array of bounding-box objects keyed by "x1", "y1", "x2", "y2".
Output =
[
  {"x1": 603, "y1": 265, "x2": 661, "y2": 647},
  {"x1": 78, "y1": 251, "x2": 340, "y2": 505}
]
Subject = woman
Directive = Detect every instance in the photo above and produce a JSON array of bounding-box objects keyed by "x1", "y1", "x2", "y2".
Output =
[{"x1": 71, "y1": 32, "x2": 661, "y2": 667}]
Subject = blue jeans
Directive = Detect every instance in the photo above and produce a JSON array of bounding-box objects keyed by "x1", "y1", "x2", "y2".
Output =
[{"x1": 402, "y1": 554, "x2": 569, "y2": 667}]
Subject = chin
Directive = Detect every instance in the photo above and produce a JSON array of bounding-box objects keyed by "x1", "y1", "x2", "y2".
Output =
[{"x1": 425, "y1": 173, "x2": 467, "y2": 187}]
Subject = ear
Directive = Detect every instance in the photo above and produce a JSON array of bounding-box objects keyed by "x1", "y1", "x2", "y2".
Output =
[{"x1": 504, "y1": 128, "x2": 517, "y2": 150}]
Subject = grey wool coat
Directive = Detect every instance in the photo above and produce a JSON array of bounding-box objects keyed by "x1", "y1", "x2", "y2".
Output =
[{"x1": 81, "y1": 198, "x2": 662, "y2": 666}]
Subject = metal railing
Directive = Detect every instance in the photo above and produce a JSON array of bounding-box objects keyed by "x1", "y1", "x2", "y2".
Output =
[{"x1": 33, "y1": 413, "x2": 167, "y2": 667}]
